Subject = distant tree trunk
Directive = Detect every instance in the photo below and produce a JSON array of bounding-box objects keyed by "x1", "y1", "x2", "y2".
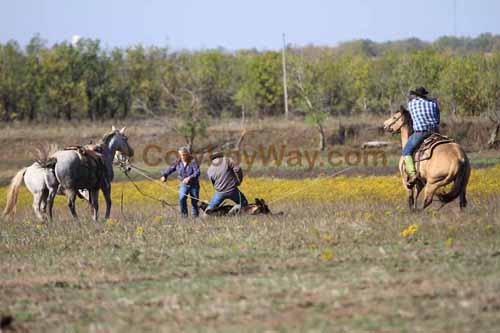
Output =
[
  {"x1": 28, "y1": 103, "x2": 36, "y2": 121},
  {"x1": 87, "y1": 92, "x2": 96, "y2": 121},
  {"x1": 338, "y1": 123, "x2": 346, "y2": 145},
  {"x1": 185, "y1": 127, "x2": 196, "y2": 151},
  {"x1": 65, "y1": 105, "x2": 72, "y2": 121},
  {"x1": 317, "y1": 122, "x2": 326, "y2": 151},
  {"x1": 1, "y1": 97, "x2": 10, "y2": 121},
  {"x1": 122, "y1": 93, "x2": 131, "y2": 118}
]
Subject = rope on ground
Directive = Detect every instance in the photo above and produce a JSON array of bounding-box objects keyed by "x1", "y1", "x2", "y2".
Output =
[
  {"x1": 266, "y1": 166, "x2": 353, "y2": 205},
  {"x1": 119, "y1": 181, "x2": 130, "y2": 220}
]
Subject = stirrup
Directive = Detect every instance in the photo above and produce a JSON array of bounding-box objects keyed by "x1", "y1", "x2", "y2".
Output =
[{"x1": 406, "y1": 175, "x2": 418, "y2": 187}]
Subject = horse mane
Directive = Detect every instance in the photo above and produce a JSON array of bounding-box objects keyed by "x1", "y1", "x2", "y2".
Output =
[
  {"x1": 101, "y1": 130, "x2": 117, "y2": 145},
  {"x1": 399, "y1": 105, "x2": 413, "y2": 131}
]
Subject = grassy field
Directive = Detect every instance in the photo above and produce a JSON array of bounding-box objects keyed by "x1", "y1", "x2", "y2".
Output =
[{"x1": 1, "y1": 165, "x2": 500, "y2": 332}]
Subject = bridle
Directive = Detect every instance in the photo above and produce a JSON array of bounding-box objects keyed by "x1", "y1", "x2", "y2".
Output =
[{"x1": 385, "y1": 112, "x2": 405, "y2": 132}]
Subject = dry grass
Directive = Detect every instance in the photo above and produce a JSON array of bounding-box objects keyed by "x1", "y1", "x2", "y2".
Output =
[
  {"x1": 1, "y1": 117, "x2": 499, "y2": 331},
  {"x1": 1, "y1": 166, "x2": 500, "y2": 332}
]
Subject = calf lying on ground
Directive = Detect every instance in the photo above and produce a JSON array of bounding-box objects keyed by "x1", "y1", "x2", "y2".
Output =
[{"x1": 200, "y1": 198, "x2": 279, "y2": 216}]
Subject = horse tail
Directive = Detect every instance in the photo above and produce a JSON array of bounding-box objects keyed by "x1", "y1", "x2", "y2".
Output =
[
  {"x1": 437, "y1": 158, "x2": 469, "y2": 204},
  {"x1": 3, "y1": 167, "x2": 28, "y2": 218}
]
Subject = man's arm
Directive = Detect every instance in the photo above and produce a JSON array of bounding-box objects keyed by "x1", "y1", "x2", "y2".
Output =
[
  {"x1": 228, "y1": 159, "x2": 244, "y2": 185},
  {"x1": 434, "y1": 99, "x2": 440, "y2": 125},
  {"x1": 161, "y1": 160, "x2": 179, "y2": 178},
  {"x1": 207, "y1": 167, "x2": 215, "y2": 186},
  {"x1": 191, "y1": 159, "x2": 201, "y2": 179}
]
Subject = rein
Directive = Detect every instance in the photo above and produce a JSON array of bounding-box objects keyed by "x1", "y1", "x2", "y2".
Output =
[{"x1": 386, "y1": 112, "x2": 404, "y2": 131}]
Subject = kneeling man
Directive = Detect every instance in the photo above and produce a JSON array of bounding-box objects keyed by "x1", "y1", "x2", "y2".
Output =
[{"x1": 205, "y1": 152, "x2": 248, "y2": 214}]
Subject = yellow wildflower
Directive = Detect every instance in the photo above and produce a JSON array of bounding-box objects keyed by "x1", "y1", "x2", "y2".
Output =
[
  {"x1": 106, "y1": 218, "x2": 119, "y2": 226},
  {"x1": 136, "y1": 226, "x2": 145, "y2": 236},
  {"x1": 320, "y1": 248, "x2": 335, "y2": 261},
  {"x1": 400, "y1": 224, "x2": 419, "y2": 238},
  {"x1": 321, "y1": 233, "x2": 335, "y2": 243},
  {"x1": 445, "y1": 237, "x2": 454, "y2": 248}
]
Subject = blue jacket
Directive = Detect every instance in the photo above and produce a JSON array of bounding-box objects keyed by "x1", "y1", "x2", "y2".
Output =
[{"x1": 161, "y1": 158, "x2": 200, "y2": 185}]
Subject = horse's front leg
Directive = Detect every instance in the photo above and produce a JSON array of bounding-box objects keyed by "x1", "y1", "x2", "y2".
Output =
[
  {"x1": 402, "y1": 174, "x2": 415, "y2": 211},
  {"x1": 90, "y1": 189, "x2": 100, "y2": 222},
  {"x1": 407, "y1": 187, "x2": 415, "y2": 211},
  {"x1": 414, "y1": 182, "x2": 424, "y2": 210},
  {"x1": 102, "y1": 184, "x2": 112, "y2": 220}
]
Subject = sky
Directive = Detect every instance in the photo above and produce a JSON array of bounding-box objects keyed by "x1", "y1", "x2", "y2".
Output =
[{"x1": 1, "y1": 0, "x2": 500, "y2": 50}]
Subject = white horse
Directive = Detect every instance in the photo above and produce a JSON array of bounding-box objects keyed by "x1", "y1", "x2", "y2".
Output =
[
  {"x1": 2, "y1": 162, "x2": 59, "y2": 220},
  {"x1": 3, "y1": 126, "x2": 134, "y2": 221}
]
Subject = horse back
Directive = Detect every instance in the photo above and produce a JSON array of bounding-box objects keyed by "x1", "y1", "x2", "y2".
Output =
[
  {"x1": 53, "y1": 150, "x2": 102, "y2": 190},
  {"x1": 417, "y1": 142, "x2": 468, "y2": 181}
]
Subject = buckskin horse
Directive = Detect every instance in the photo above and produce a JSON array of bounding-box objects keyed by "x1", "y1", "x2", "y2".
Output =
[
  {"x1": 383, "y1": 106, "x2": 470, "y2": 210},
  {"x1": 3, "y1": 126, "x2": 134, "y2": 221}
]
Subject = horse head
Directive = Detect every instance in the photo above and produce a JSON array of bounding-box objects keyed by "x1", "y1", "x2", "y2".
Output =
[
  {"x1": 107, "y1": 126, "x2": 134, "y2": 158},
  {"x1": 383, "y1": 106, "x2": 412, "y2": 134}
]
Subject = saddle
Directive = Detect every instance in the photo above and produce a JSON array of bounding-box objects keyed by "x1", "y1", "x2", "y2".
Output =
[
  {"x1": 64, "y1": 145, "x2": 108, "y2": 184},
  {"x1": 414, "y1": 133, "x2": 454, "y2": 162}
]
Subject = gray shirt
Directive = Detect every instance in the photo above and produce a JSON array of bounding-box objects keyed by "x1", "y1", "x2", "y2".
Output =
[{"x1": 207, "y1": 157, "x2": 243, "y2": 193}]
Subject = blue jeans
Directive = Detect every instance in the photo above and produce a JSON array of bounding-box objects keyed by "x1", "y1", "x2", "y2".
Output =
[
  {"x1": 179, "y1": 183, "x2": 200, "y2": 217},
  {"x1": 402, "y1": 131, "x2": 433, "y2": 156},
  {"x1": 207, "y1": 188, "x2": 248, "y2": 210}
]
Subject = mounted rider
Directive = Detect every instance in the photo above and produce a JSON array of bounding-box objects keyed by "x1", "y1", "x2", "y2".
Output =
[{"x1": 404, "y1": 87, "x2": 440, "y2": 186}]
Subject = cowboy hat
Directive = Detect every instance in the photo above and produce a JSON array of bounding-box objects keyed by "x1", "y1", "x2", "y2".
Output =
[
  {"x1": 209, "y1": 151, "x2": 224, "y2": 160},
  {"x1": 409, "y1": 86, "x2": 429, "y2": 98}
]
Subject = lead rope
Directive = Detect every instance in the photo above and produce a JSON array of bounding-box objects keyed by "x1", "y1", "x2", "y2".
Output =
[
  {"x1": 123, "y1": 170, "x2": 178, "y2": 209},
  {"x1": 127, "y1": 163, "x2": 210, "y2": 205},
  {"x1": 116, "y1": 158, "x2": 178, "y2": 212},
  {"x1": 119, "y1": 181, "x2": 129, "y2": 220}
]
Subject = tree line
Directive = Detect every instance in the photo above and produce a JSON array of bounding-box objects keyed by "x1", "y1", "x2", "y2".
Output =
[{"x1": 1, "y1": 33, "x2": 500, "y2": 125}]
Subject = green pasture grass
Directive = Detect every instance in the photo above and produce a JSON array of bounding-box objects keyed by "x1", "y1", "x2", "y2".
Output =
[{"x1": 1, "y1": 194, "x2": 499, "y2": 332}]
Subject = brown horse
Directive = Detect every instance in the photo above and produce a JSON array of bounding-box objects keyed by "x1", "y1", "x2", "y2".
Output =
[{"x1": 383, "y1": 106, "x2": 470, "y2": 210}]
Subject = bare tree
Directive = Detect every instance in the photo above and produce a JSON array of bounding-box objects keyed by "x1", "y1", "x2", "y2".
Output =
[
  {"x1": 291, "y1": 58, "x2": 328, "y2": 151},
  {"x1": 160, "y1": 62, "x2": 208, "y2": 151}
]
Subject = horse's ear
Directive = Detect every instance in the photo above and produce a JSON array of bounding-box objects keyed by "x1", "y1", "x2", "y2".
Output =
[
  {"x1": 112, "y1": 125, "x2": 117, "y2": 132},
  {"x1": 120, "y1": 127, "x2": 127, "y2": 134}
]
